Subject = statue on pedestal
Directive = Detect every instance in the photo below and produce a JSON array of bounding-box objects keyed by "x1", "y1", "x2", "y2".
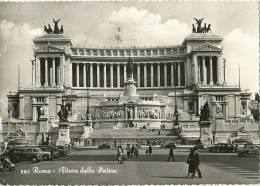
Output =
[
  {"x1": 199, "y1": 101, "x2": 210, "y2": 121},
  {"x1": 126, "y1": 57, "x2": 134, "y2": 79},
  {"x1": 199, "y1": 101, "x2": 212, "y2": 146},
  {"x1": 57, "y1": 104, "x2": 68, "y2": 122}
]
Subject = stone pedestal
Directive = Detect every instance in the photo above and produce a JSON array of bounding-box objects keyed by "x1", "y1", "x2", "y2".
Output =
[
  {"x1": 37, "y1": 117, "x2": 49, "y2": 145},
  {"x1": 56, "y1": 122, "x2": 70, "y2": 146},
  {"x1": 80, "y1": 115, "x2": 93, "y2": 146},
  {"x1": 81, "y1": 126, "x2": 93, "y2": 139},
  {"x1": 124, "y1": 78, "x2": 137, "y2": 96},
  {"x1": 199, "y1": 121, "x2": 212, "y2": 146}
]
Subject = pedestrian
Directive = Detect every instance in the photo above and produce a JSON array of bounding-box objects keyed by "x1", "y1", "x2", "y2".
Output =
[
  {"x1": 194, "y1": 148, "x2": 202, "y2": 178},
  {"x1": 131, "y1": 144, "x2": 135, "y2": 157},
  {"x1": 134, "y1": 146, "x2": 139, "y2": 158},
  {"x1": 167, "y1": 145, "x2": 175, "y2": 161},
  {"x1": 145, "y1": 148, "x2": 148, "y2": 156},
  {"x1": 186, "y1": 148, "x2": 196, "y2": 178},
  {"x1": 117, "y1": 146, "x2": 123, "y2": 164},
  {"x1": 126, "y1": 144, "x2": 131, "y2": 158},
  {"x1": 148, "y1": 145, "x2": 152, "y2": 156}
]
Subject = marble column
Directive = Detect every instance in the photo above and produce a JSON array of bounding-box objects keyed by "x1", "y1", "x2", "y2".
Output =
[
  {"x1": 164, "y1": 63, "x2": 167, "y2": 87},
  {"x1": 202, "y1": 56, "x2": 207, "y2": 85},
  {"x1": 125, "y1": 107, "x2": 128, "y2": 120},
  {"x1": 171, "y1": 63, "x2": 174, "y2": 86},
  {"x1": 110, "y1": 64, "x2": 113, "y2": 88},
  {"x1": 217, "y1": 55, "x2": 221, "y2": 84},
  {"x1": 83, "y1": 63, "x2": 86, "y2": 87},
  {"x1": 35, "y1": 57, "x2": 40, "y2": 87},
  {"x1": 90, "y1": 63, "x2": 93, "y2": 87},
  {"x1": 124, "y1": 64, "x2": 126, "y2": 82},
  {"x1": 116, "y1": 64, "x2": 120, "y2": 87},
  {"x1": 97, "y1": 63, "x2": 100, "y2": 87},
  {"x1": 137, "y1": 63, "x2": 140, "y2": 87},
  {"x1": 52, "y1": 58, "x2": 56, "y2": 86},
  {"x1": 76, "y1": 63, "x2": 79, "y2": 87},
  {"x1": 59, "y1": 55, "x2": 64, "y2": 85},
  {"x1": 193, "y1": 55, "x2": 198, "y2": 85},
  {"x1": 209, "y1": 56, "x2": 213, "y2": 85},
  {"x1": 178, "y1": 63, "x2": 181, "y2": 86},
  {"x1": 144, "y1": 64, "x2": 147, "y2": 87},
  {"x1": 104, "y1": 64, "x2": 107, "y2": 87},
  {"x1": 32, "y1": 106, "x2": 37, "y2": 122},
  {"x1": 157, "y1": 63, "x2": 160, "y2": 87},
  {"x1": 31, "y1": 60, "x2": 35, "y2": 86},
  {"x1": 151, "y1": 63, "x2": 154, "y2": 87},
  {"x1": 44, "y1": 58, "x2": 48, "y2": 86},
  {"x1": 134, "y1": 106, "x2": 137, "y2": 119}
]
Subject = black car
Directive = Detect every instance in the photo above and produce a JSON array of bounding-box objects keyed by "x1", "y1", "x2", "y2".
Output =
[
  {"x1": 209, "y1": 143, "x2": 237, "y2": 153},
  {"x1": 56, "y1": 146, "x2": 68, "y2": 156},
  {"x1": 161, "y1": 143, "x2": 176, "y2": 149},
  {"x1": 194, "y1": 143, "x2": 204, "y2": 150},
  {"x1": 7, "y1": 147, "x2": 50, "y2": 163},
  {"x1": 98, "y1": 144, "x2": 111, "y2": 150}
]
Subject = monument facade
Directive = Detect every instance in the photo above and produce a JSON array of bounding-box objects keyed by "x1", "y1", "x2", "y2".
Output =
[{"x1": 4, "y1": 19, "x2": 259, "y2": 146}]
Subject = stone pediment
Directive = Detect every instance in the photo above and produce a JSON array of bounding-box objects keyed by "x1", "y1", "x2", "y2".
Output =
[
  {"x1": 34, "y1": 44, "x2": 64, "y2": 53},
  {"x1": 192, "y1": 44, "x2": 222, "y2": 52}
]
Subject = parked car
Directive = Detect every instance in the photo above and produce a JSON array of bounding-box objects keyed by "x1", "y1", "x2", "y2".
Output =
[
  {"x1": 98, "y1": 143, "x2": 111, "y2": 150},
  {"x1": 209, "y1": 143, "x2": 237, "y2": 153},
  {"x1": 161, "y1": 143, "x2": 176, "y2": 149},
  {"x1": 7, "y1": 147, "x2": 51, "y2": 163},
  {"x1": 237, "y1": 144, "x2": 260, "y2": 158},
  {"x1": 194, "y1": 143, "x2": 204, "y2": 150},
  {"x1": 39, "y1": 146, "x2": 59, "y2": 159},
  {"x1": 56, "y1": 146, "x2": 68, "y2": 156}
]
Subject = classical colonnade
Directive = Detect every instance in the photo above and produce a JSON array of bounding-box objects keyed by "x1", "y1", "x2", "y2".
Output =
[
  {"x1": 72, "y1": 62, "x2": 185, "y2": 88},
  {"x1": 32, "y1": 57, "x2": 64, "y2": 87},
  {"x1": 193, "y1": 55, "x2": 222, "y2": 85}
]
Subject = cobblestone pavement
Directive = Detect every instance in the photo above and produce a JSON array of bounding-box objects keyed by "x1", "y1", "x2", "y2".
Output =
[{"x1": 0, "y1": 150, "x2": 259, "y2": 185}]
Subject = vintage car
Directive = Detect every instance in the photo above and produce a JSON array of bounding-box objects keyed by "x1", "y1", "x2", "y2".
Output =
[
  {"x1": 209, "y1": 143, "x2": 237, "y2": 153},
  {"x1": 161, "y1": 143, "x2": 176, "y2": 149},
  {"x1": 56, "y1": 146, "x2": 69, "y2": 156},
  {"x1": 7, "y1": 147, "x2": 51, "y2": 163},
  {"x1": 98, "y1": 143, "x2": 111, "y2": 150},
  {"x1": 237, "y1": 144, "x2": 260, "y2": 158}
]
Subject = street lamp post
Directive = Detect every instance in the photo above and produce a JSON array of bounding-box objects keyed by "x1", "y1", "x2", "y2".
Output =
[{"x1": 171, "y1": 64, "x2": 182, "y2": 139}]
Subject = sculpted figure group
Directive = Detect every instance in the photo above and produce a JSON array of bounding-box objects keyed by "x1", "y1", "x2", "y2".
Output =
[
  {"x1": 44, "y1": 18, "x2": 64, "y2": 34},
  {"x1": 192, "y1": 18, "x2": 211, "y2": 33},
  {"x1": 90, "y1": 107, "x2": 180, "y2": 120},
  {"x1": 92, "y1": 109, "x2": 125, "y2": 120}
]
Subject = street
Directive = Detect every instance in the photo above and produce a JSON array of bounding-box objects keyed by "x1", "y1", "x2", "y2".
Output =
[{"x1": 0, "y1": 149, "x2": 259, "y2": 185}]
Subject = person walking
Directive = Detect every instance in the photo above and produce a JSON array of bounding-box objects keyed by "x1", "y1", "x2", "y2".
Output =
[
  {"x1": 167, "y1": 145, "x2": 175, "y2": 161},
  {"x1": 186, "y1": 148, "x2": 196, "y2": 178},
  {"x1": 194, "y1": 148, "x2": 202, "y2": 178},
  {"x1": 148, "y1": 145, "x2": 152, "y2": 156},
  {"x1": 131, "y1": 144, "x2": 135, "y2": 157},
  {"x1": 145, "y1": 148, "x2": 148, "y2": 156},
  {"x1": 117, "y1": 146, "x2": 123, "y2": 164},
  {"x1": 126, "y1": 144, "x2": 131, "y2": 158}
]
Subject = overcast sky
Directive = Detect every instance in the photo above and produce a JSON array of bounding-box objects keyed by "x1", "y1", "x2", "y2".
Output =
[{"x1": 0, "y1": 2, "x2": 258, "y2": 119}]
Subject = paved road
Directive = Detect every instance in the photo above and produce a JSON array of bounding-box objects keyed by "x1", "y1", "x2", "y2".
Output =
[{"x1": 0, "y1": 150, "x2": 259, "y2": 185}]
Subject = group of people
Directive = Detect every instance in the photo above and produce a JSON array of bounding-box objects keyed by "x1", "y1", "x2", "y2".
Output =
[
  {"x1": 145, "y1": 145, "x2": 153, "y2": 156},
  {"x1": 126, "y1": 144, "x2": 139, "y2": 158},
  {"x1": 117, "y1": 144, "x2": 202, "y2": 179},
  {"x1": 186, "y1": 148, "x2": 202, "y2": 178}
]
